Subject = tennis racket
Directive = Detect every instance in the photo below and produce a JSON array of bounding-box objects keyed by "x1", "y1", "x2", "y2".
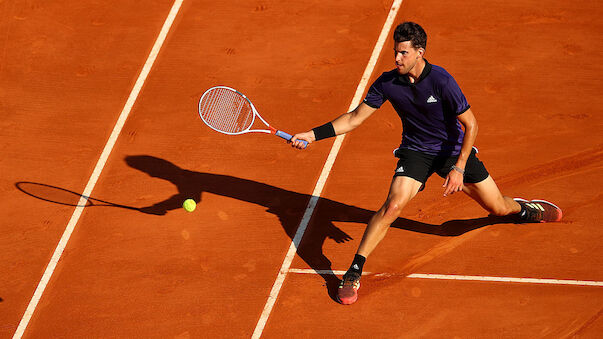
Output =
[{"x1": 198, "y1": 86, "x2": 307, "y2": 147}]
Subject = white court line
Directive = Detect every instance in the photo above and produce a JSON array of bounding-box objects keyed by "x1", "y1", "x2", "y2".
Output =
[
  {"x1": 406, "y1": 273, "x2": 603, "y2": 286},
  {"x1": 287, "y1": 268, "x2": 603, "y2": 287},
  {"x1": 251, "y1": 1, "x2": 404, "y2": 338},
  {"x1": 12, "y1": 1, "x2": 184, "y2": 338}
]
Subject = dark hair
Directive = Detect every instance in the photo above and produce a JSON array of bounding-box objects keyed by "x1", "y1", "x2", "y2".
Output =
[{"x1": 393, "y1": 22, "x2": 427, "y2": 50}]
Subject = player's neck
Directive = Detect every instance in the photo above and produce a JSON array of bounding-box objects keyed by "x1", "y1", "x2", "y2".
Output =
[{"x1": 408, "y1": 59, "x2": 425, "y2": 83}]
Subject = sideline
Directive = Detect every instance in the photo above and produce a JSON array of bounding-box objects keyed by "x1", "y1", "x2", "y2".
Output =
[
  {"x1": 12, "y1": 1, "x2": 185, "y2": 337},
  {"x1": 251, "y1": 1, "x2": 405, "y2": 338}
]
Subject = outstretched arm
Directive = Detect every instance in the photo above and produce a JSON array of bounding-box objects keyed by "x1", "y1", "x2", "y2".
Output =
[{"x1": 290, "y1": 102, "x2": 377, "y2": 149}]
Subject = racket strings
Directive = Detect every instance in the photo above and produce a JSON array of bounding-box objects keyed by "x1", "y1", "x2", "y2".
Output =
[{"x1": 199, "y1": 88, "x2": 254, "y2": 133}]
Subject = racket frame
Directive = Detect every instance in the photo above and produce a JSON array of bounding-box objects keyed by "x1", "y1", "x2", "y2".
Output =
[
  {"x1": 198, "y1": 86, "x2": 273, "y2": 135},
  {"x1": 198, "y1": 86, "x2": 307, "y2": 146}
]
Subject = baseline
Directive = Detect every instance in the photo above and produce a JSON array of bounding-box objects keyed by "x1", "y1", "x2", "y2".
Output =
[{"x1": 288, "y1": 268, "x2": 603, "y2": 287}]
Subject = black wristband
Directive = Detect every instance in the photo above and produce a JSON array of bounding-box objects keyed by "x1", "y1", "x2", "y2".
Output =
[{"x1": 312, "y1": 122, "x2": 336, "y2": 141}]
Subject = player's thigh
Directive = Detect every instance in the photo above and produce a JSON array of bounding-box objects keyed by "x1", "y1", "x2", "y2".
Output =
[{"x1": 462, "y1": 175, "x2": 507, "y2": 213}]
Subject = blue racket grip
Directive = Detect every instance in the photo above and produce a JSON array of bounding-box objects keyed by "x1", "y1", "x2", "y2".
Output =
[{"x1": 275, "y1": 130, "x2": 308, "y2": 148}]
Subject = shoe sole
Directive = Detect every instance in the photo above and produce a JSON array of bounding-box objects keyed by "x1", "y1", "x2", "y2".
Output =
[
  {"x1": 336, "y1": 282, "x2": 360, "y2": 305},
  {"x1": 337, "y1": 294, "x2": 358, "y2": 305}
]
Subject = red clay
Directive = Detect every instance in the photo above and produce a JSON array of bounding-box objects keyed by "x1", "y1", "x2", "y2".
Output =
[{"x1": 1, "y1": 0, "x2": 601, "y2": 337}]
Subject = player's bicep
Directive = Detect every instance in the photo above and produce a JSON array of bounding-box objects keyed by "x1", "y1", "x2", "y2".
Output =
[{"x1": 457, "y1": 108, "x2": 477, "y2": 130}]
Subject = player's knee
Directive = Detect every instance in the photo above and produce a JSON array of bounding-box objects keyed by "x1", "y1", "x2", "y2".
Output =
[{"x1": 382, "y1": 199, "x2": 405, "y2": 220}]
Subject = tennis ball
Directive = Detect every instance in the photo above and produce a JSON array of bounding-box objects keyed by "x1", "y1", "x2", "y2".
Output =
[{"x1": 182, "y1": 199, "x2": 196, "y2": 212}]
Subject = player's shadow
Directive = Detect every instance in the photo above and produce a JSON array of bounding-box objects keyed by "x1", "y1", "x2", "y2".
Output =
[{"x1": 125, "y1": 155, "x2": 516, "y2": 301}]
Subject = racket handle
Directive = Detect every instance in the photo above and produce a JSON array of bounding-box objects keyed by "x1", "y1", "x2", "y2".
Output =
[{"x1": 275, "y1": 130, "x2": 308, "y2": 148}]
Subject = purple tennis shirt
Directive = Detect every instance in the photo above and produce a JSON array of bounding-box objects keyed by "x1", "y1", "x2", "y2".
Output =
[{"x1": 363, "y1": 60, "x2": 470, "y2": 156}]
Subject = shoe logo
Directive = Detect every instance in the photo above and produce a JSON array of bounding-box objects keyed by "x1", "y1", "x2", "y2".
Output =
[
  {"x1": 352, "y1": 264, "x2": 359, "y2": 270},
  {"x1": 427, "y1": 95, "x2": 438, "y2": 103},
  {"x1": 396, "y1": 166, "x2": 404, "y2": 173},
  {"x1": 527, "y1": 203, "x2": 545, "y2": 211}
]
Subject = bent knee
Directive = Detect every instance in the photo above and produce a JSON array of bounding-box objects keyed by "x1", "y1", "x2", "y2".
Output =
[{"x1": 382, "y1": 199, "x2": 406, "y2": 219}]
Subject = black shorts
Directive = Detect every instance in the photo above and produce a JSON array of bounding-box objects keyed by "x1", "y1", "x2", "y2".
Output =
[{"x1": 393, "y1": 147, "x2": 489, "y2": 188}]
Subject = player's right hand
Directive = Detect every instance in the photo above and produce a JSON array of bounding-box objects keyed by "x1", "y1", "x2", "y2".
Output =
[{"x1": 290, "y1": 131, "x2": 315, "y2": 149}]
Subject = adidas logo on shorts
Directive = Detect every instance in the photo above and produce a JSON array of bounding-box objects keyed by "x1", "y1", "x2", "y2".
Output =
[{"x1": 396, "y1": 166, "x2": 404, "y2": 173}]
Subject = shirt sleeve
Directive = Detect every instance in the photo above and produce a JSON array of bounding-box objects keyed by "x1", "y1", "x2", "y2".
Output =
[
  {"x1": 441, "y1": 76, "x2": 470, "y2": 115},
  {"x1": 363, "y1": 76, "x2": 386, "y2": 109}
]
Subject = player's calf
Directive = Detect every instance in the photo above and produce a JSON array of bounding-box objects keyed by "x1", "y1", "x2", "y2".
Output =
[{"x1": 485, "y1": 196, "x2": 520, "y2": 217}]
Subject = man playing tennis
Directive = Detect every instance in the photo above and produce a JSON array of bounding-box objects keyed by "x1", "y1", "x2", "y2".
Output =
[{"x1": 290, "y1": 22, "x2": 562, "y2": 305}]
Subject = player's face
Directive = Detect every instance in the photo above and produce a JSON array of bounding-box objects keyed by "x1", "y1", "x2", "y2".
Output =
[{"x1": 393, "y1": 41, "x2": 424, "y2": 75}]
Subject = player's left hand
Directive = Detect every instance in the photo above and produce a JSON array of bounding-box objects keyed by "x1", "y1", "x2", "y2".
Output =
[{"x1": 443, "y1": 170, "x2": 464, "y2": 196}]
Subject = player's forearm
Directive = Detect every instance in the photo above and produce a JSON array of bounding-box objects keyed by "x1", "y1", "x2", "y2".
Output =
[
  {"x1": 310, "y1": 103, "x2": 377, "y2": 141},
  {"x1": 454, "y1": 108, "x2": 479, "y2": 169},
  {"x1": 456, "y1": 122, "x2": 478, "y2": 169},
  {"x1": 308, "y1": 114, "x2": 351, "y2": 141}
]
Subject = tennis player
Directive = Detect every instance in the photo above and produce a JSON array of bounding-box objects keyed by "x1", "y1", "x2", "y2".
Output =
[{"x1": 290, "y1": 22, "x2": 562, "y2": 305}]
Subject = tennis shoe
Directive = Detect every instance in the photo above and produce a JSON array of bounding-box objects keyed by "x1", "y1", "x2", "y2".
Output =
[
  {"x1": 337, "y1": 272, "x2": 361, "y2": 305},
  {"x1": 514, "y1": 198, "x2": 562, "y2": 223}
]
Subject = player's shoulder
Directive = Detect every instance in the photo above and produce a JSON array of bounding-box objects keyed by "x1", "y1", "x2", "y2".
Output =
[
  {"x1": 428, "y1": 63, "x2": 457, "y2": 86},
  {"x1": 375, "y1": 69, "x2": 399, "y2": 83},
  {"x1": 429, "y1": 64, "x2": 454, "y2": 79}
]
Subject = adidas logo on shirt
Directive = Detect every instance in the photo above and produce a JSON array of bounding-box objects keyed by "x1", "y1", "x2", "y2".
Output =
[{"x1": 427, "y1": 95, "x2": 438, "y2": 103}]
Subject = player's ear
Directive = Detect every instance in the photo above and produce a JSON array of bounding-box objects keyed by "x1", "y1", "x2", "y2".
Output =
[{"x1": 418, "y1": 48, "x2": 425, "y2": 58}]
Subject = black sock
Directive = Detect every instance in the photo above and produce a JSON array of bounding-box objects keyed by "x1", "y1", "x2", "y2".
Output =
[
  {"x1": 517, "y1": 202, "x2": 527, "y2": 219},
  {"x1": 346, "y1": 254, "x2": 366, "y2": 276}
]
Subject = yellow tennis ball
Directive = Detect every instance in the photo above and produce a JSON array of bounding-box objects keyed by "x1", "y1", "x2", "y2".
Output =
[{"x1": 182, "y1": 199, "x2": 196, "y2": 212}]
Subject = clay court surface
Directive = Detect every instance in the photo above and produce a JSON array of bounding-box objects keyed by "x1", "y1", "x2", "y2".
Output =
[{"x1": 1, "y1": 0, "x2": 602, "y2": 337}]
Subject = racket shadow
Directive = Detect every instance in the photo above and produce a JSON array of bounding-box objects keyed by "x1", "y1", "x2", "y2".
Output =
[
  {"x1": 125, "y1": 155, "x2": 516, "y2": 302},
  {"x1": 15, "y1": 181, "x2": 146, "y2": 213}
]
